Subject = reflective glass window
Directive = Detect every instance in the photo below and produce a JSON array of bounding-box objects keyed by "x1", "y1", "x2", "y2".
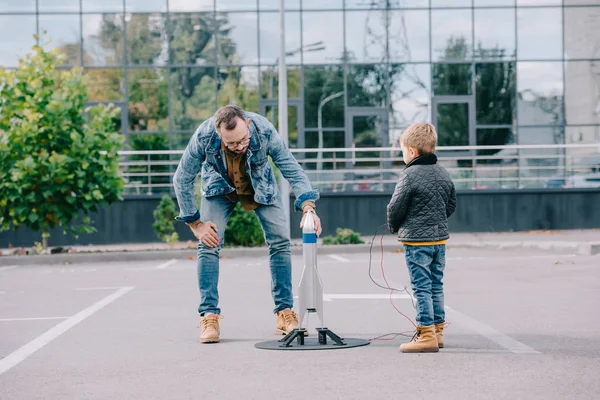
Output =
[
  {"x1": 260, "y1": 12, "x2": 302, "y2": 64},
  {"x1": 564, "y1": 7, "x2": 600, "y2": 59},
  {"x1": 389, "y1": 10, "x2": 430, "y2": 63},
  {"x1": 345, "y1": 10, "x2": 387, "y2": 63},
  {"x1": 474, "y1": 9, "x2": 515, "y2": 60},
  {"x1": 169, "y1": 14, "x2": 216, "y2": 66},
  {"x1": 476, "y1": 62, "x2": 516, "y2": 125},
  {"x1": 432, "y1": 10, "x2": 473, "y2": 61},
  {"x1": 38, "y1": 15, "x2": 82, "y2": 66},
  {"x1": 302, "y1": 11, "x2": 343, "y2": 64},
  {"x1": 216, "y1": 12, "x2": 259, "y2": 65},
  {"x1": 517, "y1": 62, "x2": 564, "y2": 126},
  {"x1": 389, "y1": 64, "x2": 431, "y2": 130},
  {"x1": 0, "y1": 16, "x2": 36, "y2": 68},
  {"x1": 517, "y1": 8, "x2": 562, "y2": 60},
  {"x1": 128, "y1": 69, "x2": 169, "y2": 131},
  {"x1": 565, "y1": 61, "x2": 600, "y2": 125},
  {"x1": 83, "y1": 14, "x2": 124, "y2": 66},
  {"x1": 170, "y1": 67, "x2": 216, "y2": 131},
  {"x1": 303, "y1": 65, "x2": 344, "y2": 128}
]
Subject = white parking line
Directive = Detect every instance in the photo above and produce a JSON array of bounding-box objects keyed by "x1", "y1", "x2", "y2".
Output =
[
  {"x1": 156, "y1": 259, "x2": 177, "y2": 270},
  {"x1": 0, "y1": 265, "x2": 18, "y2": 272},
  {"x1": 0, "y1": 286, "x2": 134, "y2": 376},
  {"x1": 327, "y1": 254, "x2": 350, "y2": 263},
  {"x1": 76, "y1": 287, "x2": 128, "y2": 291},
  {"x1": 445, "y1": 305, "x2": 540, "y2": 354},
  {"x1": 0, "y1": 317, "x2": 69, "y2": 322}
]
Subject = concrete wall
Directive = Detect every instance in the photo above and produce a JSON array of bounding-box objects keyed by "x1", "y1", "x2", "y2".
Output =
[{"x1": 1, "y1": 189, "x2": 599, "y2": 247}]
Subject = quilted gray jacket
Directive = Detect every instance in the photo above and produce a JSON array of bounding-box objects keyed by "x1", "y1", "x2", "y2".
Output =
[{"x1": 386, "y1": 154, "x2": 456, "y2": 242}]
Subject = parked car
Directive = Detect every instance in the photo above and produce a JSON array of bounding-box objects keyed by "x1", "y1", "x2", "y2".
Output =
[{"x1": 565, "y1": 172, "x2": 600, "y2": 188}]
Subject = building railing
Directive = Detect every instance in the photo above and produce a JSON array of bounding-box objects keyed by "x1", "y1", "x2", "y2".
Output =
[{"x1": 118, "y1": 144, "x2": 600, "y2": 195}]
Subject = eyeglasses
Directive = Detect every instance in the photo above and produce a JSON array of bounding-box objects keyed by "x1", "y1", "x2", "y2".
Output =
[{"x1": 218, "y1": 126, "x2": 250, "y2": 149}]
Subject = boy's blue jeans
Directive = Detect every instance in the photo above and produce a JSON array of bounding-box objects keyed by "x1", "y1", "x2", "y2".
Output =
[
  {"x1": 196, "y1": 194, "x2": 293, "y2": 316},
  {"x1": 404, "y1": 244, "x2": 446, "y2": 327}
]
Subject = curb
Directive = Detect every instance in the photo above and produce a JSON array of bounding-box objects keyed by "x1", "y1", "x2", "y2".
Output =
[{"x1": 0, "y1": 241, "x2": 598, "y2": 266}]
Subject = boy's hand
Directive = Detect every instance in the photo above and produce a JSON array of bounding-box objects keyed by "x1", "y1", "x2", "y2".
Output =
[{"x1": 188, "y1": 220, "x2": 219, "y2": 247}]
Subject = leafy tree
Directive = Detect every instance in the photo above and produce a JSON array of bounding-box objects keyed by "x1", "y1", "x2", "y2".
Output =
[{"x1": 0, "y1": 39, "x2": 125, "y2": 248}]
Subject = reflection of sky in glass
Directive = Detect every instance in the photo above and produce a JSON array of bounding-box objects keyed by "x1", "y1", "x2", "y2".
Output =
[
  {"x1": 38, "y1": 0, "x2": 79, "y2": 12},
  {"x1": 82, "y1": 0, "x2": 123, "y2": 12},
  {"x1": 220, "y1": 13, "x2": 258, "y2": 64},
  {"x1": 518, "y1": 62, "x2": 563, "y2": 96},
  {"x1": 259, "y1": 12, "x2": 301, "y2": 64},
  {"x1": 302, "y1": 11, "x2": 344, "y2": 64},
  {"x1": 431, "y1": 0, "x2": 471, "y2": 7},
  {"x1": 303, "y1": 0, "x2": 343, "y2": 8},
  {"x1": 432, "y1": 10, "x2": 472, "y2": 61},
  {"x1": 390, "y1": 64, "x2": 431, "y2": 133},
  {"x1": 169, "y1": 0, "x2": 213, "y2": 11},
  {"x1": 83, "y1": 14, "x2": 123, "y2": 66},
  {"x1": 518, "y1": 8, "x2": 562, "y2": 60},
  {"x1": 475, "y1": 0, "x2": 514, "y2": 5},
  {"x1": 216, "y1": 0, "x2": 258, "y2": 11},
  {"x1": 389, "y1": 10, "x2": 430, "y2": 62},
  {"x1": 259, "y1": 0, "x2": 300, "y2": 10},
  {"x1": 474, "y1": 9, "x2": 515, "y2": 59},
  {"x1": 0, "y1": 16, "x2": 36, "y2": 67},
  {"x1": 518, "y1": 0, "x2": 561, "y2": 5},
  {"x1": 1, "y1": 0, "x2": 35, "y2": 12},
  {"x1": 345, "y1": 10, "x2": 386, "y2": 63},
  {"x1": 39, "y1": 15, "x2": 81, "y2": 64},
  {"x1": 125, "y1": 0, "x2": 167, "y2": 13}
]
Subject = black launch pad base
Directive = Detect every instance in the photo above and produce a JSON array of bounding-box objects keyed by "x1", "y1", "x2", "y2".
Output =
[{"x1": 255, "y1": 328, "x2": 370, "y2": 351}]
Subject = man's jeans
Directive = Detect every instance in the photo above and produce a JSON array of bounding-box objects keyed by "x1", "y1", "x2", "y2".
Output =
[
  {"x1": 196, "y1": 194, "x2": 293, "y2": 316},
  {"x1": 404, "y1": 244, "x2": 446, "y2": 327}
]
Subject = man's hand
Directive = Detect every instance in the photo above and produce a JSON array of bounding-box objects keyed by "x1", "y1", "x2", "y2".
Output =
[
  {"x1": 188, "y1": 220, "x2": 219, "y2": 248},
  {"x1": 300, "y1": 206, "x2": 322, "y2": 237}
]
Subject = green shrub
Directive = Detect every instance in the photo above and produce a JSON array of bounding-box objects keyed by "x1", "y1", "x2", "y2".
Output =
[
  {"x1": 153, "y1": 195, "x2": 179, "y2": 243},
  {"x1": 224, "y1": 203, "x2": 265, "y2": 247},
  {"x1": 322, "y1": 228, "x2": 364, "y2": 245}
]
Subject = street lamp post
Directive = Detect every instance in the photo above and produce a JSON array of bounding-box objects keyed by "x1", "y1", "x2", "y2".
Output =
[
  {"x1": 278, "y1": 0, "x2": 290, "y2": 237},
  {"x1": 317, "y1": 91, "x2": 344, "y2": 172}
]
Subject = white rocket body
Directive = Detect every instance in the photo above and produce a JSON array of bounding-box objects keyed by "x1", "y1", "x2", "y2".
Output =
[{"x1": 297, "y1": 211, "x2": 324, "y2": 329}]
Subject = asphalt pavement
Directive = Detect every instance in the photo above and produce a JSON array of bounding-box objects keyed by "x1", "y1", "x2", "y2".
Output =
[{"x1": 1, "y1": 247, "x2": 599, "y2": 399}]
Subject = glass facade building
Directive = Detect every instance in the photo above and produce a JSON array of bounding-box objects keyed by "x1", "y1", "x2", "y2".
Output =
[{"x1": 1, "y1": 0, "x2": 599, "y2": 189}]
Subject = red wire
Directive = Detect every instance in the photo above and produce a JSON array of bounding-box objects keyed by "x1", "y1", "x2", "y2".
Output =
[{"x1": 379, "y1": 229, "x2": 417, "y2": 329}]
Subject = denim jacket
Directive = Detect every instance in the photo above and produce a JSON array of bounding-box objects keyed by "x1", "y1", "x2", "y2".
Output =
[{"x1": 173, "y1": 112, "x2": 319, "y2": 223}]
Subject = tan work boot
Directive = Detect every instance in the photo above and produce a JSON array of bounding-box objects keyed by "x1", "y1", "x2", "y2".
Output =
[
  {"x1": 435, "y1": 323, "x2": 445, "y2": 348},
  {"x1": 400, "y1": 325, "x2": 439, "y2": 353},
  {"x1": 198, "y1": 314, "x2": 220, "y2": 343},
  {"x1": 276, "y1": 309, "x2": 303, "y2": 335}
]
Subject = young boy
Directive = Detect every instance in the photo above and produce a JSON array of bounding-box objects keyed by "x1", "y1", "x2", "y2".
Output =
[{"x1": 386, "y1": 123, "x2": 457, "y2": 353}]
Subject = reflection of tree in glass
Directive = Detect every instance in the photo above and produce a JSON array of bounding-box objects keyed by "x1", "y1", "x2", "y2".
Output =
[{"x1": 433, "y1": 37, "x2": 516, "y2": 155}]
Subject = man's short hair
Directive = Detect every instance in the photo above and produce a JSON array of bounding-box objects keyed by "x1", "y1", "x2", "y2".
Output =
[
  {"x1": 214, "y1": 105, "x2": 246, "y2": 131},
  {"x1": 400, "y1": 123, "x2": 438, "y2": 155}
]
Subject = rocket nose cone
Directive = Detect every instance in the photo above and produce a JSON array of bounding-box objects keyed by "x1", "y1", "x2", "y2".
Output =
[{"x1": 302, "y1": 211, "x2": 315, "y2": 234}]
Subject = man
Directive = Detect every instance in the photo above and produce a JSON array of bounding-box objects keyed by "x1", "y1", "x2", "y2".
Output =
[{"x1": 173, "y1": 105, "x2": 322, "y2": 344}]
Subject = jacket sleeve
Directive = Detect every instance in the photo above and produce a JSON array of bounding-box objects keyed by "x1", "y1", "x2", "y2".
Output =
[
  {"x1": 386, "y1": 173, "x2": 411, "y2": 234},
  {"x1": 173, "y1": 127, "x2": 205, "y2": 223},
  {"x1": 446, "y1": 182, "x2": 457, "y2": 218},
  {"x1": 265, "y1": 120, "x2": 320, "y2": 211}
]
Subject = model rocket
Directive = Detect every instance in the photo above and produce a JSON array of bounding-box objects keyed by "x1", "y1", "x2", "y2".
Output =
[{"x1": 297, "y1": 210, "x2": 324, "y2": 329}]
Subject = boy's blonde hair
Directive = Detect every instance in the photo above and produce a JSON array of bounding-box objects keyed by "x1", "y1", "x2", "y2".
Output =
[{"x1": 400, "y1": 123, "x2": 437, "y2": 155}]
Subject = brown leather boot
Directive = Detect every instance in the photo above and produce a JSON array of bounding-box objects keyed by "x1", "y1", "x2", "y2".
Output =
[
  {"x1": 198, "y1": 314, "x2": 220, "y2": 343},
  {"x1": 400, "y1": 325, "x2": 439, "y2": 353},
  {"x1": 435, "y1": 323, "x2": 445, "y2": 348},
  {"x1": 276, "y1": 309, "x2": 303, "y2": 335}
]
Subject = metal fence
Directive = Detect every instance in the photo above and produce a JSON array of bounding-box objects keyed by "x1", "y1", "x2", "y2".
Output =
[{"x1": 118, "y1": 144, "x2": 600, "y2": 195}]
